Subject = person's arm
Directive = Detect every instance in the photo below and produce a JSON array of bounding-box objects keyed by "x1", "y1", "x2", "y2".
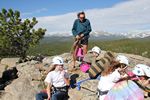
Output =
[
  {"x1": 111, "y1": 69, "x2": 122, "y2": 82},
  {"x1": 64, "y1": 77, "x2": 70, "y2": 86},
  {"x1": 44, "y1": 72, "x2": 53, "y2": 100},
  {"x1": 143, "y1": 79, "x2": 150, "y2": 86},
  {"x1": 82, "y1": 19, "x2": 92, "y2": 36},
  {"x1": 62, "y1": 70, "x2": 70, "y2": 86},
  {"x1": 113, "y1": 68, "x2": 130, "y2": 82},
  {"x1": 46, "y1": 83, "x2": 52, "y2": 100},
  {"x1": 72, "y1": 20, "x2": 78, "y2": 37}
]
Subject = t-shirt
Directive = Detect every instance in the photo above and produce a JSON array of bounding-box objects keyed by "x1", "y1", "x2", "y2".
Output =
[
  {"x1": 44, "y1": 70, "x2": 69, "y2": 87},
  {"x1": 98, "y1": 69, "x2": 121, "y2": 100}
]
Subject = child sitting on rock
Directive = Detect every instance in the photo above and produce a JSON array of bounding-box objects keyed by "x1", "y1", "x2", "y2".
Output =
[
  {"x1": 131, "y1": 64, "x2": 150, "y2": 98},
  {"x1": 75, "y1": 47, "x2": 115, "y2": 90},
  {"x1": 80, "y1": 46, "x2": 101, "y2": 73},
  {"x1": 97, "y1": 55, "x2": 129, "y2": 100},
  {"x1": 82, "y1": 46, "x2": 115, "y2": 79},
  {"x1": 36, "y1": 56, "x2": 70, "y2": 100}
]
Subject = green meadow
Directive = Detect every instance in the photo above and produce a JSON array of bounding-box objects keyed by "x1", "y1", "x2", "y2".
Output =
[{"x1": 27, "y1": 37, "x2": 150, "y2": 58}]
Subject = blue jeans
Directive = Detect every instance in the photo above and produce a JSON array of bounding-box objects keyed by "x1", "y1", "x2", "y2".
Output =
[{"x1": 36, "y1": 91, "x2": 69, "y2": 100}]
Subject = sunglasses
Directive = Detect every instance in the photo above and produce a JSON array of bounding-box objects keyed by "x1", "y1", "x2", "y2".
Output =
[{"x1": 79, "y1": 17, "x2": 85, "y2": 19}]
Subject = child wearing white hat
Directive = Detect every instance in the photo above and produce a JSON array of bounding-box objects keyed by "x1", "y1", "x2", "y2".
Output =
[
  {"x1": 80, "y1": 46, "x2": 101, "y2": 72},
  {"x1": 97, "y1": 55, "x2": 129, "y2": 100},
  {"x1": 132, "y1": 64, "x2": 150, "y2": 78},
  {"x1": 36, "y1": 56, "x2": 70, "y2": 100},
  {"x1": 132, "y1": 64, "x2": 150, "y2": 98}
]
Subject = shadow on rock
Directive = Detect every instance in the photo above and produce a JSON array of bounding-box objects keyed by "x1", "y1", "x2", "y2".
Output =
[
  {"x1": 0, "y1": 67, "x2": 18, "y2": 90},
  {"x1": 70, "y1": 74, "x2": 79, "y2": 89}
]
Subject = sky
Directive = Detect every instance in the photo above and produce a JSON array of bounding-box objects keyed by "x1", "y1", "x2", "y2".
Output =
[
  {"x1": 1, "y1": 0, "x2": 126, "y2": 17},
  {"x1": 1, "y1": 0, "x2": 150, "y2": 36}
]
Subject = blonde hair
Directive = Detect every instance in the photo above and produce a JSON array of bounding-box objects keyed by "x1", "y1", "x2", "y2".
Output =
[{"x1": 46, "y1": 65, "x2": 56, "y2": 74}]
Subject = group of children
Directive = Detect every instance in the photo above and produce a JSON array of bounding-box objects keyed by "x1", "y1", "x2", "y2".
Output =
[
  {"x1": 36, "y1": 46, "x2": 150, "y2": 100},
  {"x1": 82, "y1": 46, "x2": 150, "y2": 100}
]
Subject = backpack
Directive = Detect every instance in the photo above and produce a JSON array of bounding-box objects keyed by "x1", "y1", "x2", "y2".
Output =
[{"x1": 88, "y1": 51, "x2": 115, "y2": 79}]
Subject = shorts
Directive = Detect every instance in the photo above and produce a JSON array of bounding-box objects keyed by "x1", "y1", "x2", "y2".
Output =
[{"x1": 80, "y1": 35, "x2": 89, "y2": 45}]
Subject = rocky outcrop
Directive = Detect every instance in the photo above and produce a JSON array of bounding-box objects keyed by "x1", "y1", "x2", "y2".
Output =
[
  {"x1": 0, "y1": 58, "x2": 19, "y2": 67},
  {"x1": 123, "y1": 53, "x2": 150, "y2": 66},
  {"x1": 0, "y1": 52, "x2": 150, "y2": 100},
  {"x1": 0, "y1": 64, "x2": 7, "y2": 78},
  {"x1": 0, "y1": 61, "x2": 45, "y2": 100},
  {"x1": 68, "y1": 70, "x2": 99, "y2": 100}
]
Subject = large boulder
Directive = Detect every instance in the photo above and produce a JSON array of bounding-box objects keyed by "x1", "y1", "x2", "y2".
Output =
[
  {"x1": 42, "y1": 53, "x2": 72, "y2": 65},
  {"x1": 0, "y1": 61, "x2": 44, "y2": 100},
  {"x1": 0, "y1": 64, "x2": 7, "y2": 78},
  {"x1": 0, "y1": 58, "x2": 19, "y2": 67},
  {"x1": 42, "y1": 56, "x2": 53, "y2": 64},
  {"x1": 119, "y1": 53, "x2": 150, "y2": 67},
  {"x1": 68, "y1": 70, "x2": 98, "y2": 100},
  {"x1": 1, "y1": 78, "x2": 43, "y2": 100},
  {"x1": 16, "y1": 62, "x2": 43, "y2": 80},
  {"x1": 60, "y1": 53, "x2": 72, "y2": 63}
]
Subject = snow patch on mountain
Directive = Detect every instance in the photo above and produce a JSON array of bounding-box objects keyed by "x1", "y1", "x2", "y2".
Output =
[{"x1": 45, "y1": 30, "x2": 150, "y2": 39}]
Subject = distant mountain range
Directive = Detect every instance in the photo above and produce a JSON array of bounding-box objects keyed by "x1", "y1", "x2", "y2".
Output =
[
  {"x1": 44, "y1": 30, "x2": 150, "y2": 41},
  {"x1": 119, "y1": 31, "x2": 150, "y2": 38}
]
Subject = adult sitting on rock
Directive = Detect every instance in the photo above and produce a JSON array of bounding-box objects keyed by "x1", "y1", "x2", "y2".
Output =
[{"x1": 36, "y1": 56, "x2": 70, "y2": 100}]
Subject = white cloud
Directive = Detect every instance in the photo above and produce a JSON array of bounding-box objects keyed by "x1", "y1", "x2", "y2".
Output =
[
  {"x1": 22, "y1": 8, "x2": 48, "y2": 16},
  {"x1": 22, "y1": 12, "x2": 33, "y2": 16},
  {"x1": 35, "y1": 8, "x2": 47, "y2": 13},
  {"x1": 35, "y1": 0, "x2": 150, "y2": 36}
]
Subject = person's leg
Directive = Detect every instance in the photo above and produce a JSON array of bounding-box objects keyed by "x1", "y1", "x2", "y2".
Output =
[
  {"x1": 36, "y1": 92, "x2": 48, "y2": 100},
  {"x1": 80, "y1": 35, "x2": 89, "y2": 56},
  {"x1": 52, "y1": 92, "x2": 68, "y2": 100},
  {"x1": 82, "y1": 44, "x2": 88, "y2": 56},
  {"x1": 72, "y1": 44, "x2": 79, "y2": 68},
  {"x1": 51, "y1": 93, "x2": 58, "y2": 100}
]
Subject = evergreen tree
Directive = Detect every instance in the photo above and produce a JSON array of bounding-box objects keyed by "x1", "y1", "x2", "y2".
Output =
[{"x1": 0, "y1": 8, "x2": 46, "y2": 58}]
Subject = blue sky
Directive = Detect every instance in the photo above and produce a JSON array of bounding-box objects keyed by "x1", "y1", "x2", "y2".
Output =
[
  {"x1": 1, "y1": 0, "x2": 150, "y2": 35},
  {"x1": 1, "y1": 0, "x2": 127, "y2": 18}
]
